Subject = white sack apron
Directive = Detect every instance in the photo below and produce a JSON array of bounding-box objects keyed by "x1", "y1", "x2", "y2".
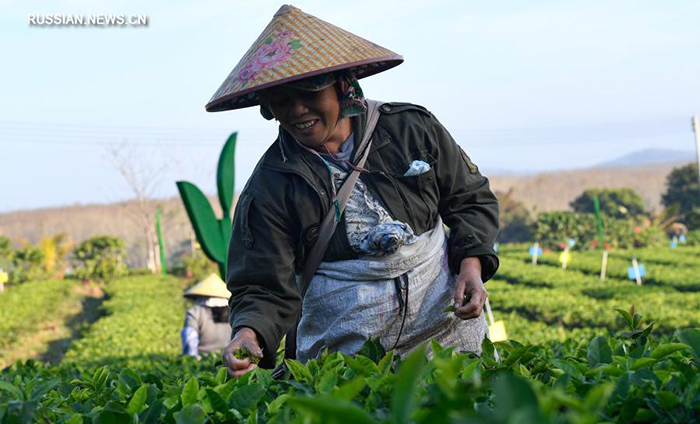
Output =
[{"x1": 296, "y1": 216, "x2": 488, "y2": 362}]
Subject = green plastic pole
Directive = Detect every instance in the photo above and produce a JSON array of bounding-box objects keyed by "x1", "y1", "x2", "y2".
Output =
[
  {"x1": 593, "y1": 196, "x2": 605, "y2": 249},
  {"x1": 156, "y1": 208, "x2": 167, "y2": 275}
]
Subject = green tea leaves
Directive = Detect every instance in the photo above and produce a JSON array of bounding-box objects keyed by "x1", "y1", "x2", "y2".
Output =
[
  {"x1": 181, "y1": 377, "x2": 199, "y2": 406},
  {"x1": 391, "y1": 343, "x2": 427, "y2": 424},
  {"x1": 587, "y1": 336, "x2": 613, "y2": 367},
  {"x1": 676, "y1": 328, "x2": 700, "y2": 363},
  {"x1": 288, "y1": 396, "x2": 377, "y2": 424},
  {"x1": 649, "y1": 343, "x2": 688, "y2": 360},
  {"x1": 174, "y1": 404, "x2": 206, "y2": 424},
  {"x1": 228, "y1": 383, "x2": 265, "y2": 412},
  {"x1": 233, "y1": 348, "x2": 260, "y2": 365},
  {"x1": 126, "y1": 385, "x2": 147, "y2": 416}
]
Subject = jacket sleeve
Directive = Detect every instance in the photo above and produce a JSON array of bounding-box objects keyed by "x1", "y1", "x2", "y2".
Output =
[
  {"x1": 226, "y1": 188, "x2": 301, "y2": 368},
  {"x1": 428, "y1": 113, "x2": 500, "y2": 281},
  {"x1": 181, "y1": 306, "x2": 200, "y2": 357}
]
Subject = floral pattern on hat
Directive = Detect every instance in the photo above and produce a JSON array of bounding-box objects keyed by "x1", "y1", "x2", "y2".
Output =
[{"x1": 235, "y1": 31, "x2": 302, "y2": 87}]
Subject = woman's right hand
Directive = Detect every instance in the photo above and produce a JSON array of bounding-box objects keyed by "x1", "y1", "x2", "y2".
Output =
[{"x1": 222, "y1": 327, "x2": 264, "y2": 378}]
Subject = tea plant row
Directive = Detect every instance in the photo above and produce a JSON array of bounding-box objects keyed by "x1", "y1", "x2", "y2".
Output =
[
  {"x1": 501, "y1": 249, "x2": 700, "y2": 292},
  {"x1": 0, "y1": 280, "x2": 78, "y2": 357},
  {"x1": 488, "y1": 258, "x2": 700, "y2": 341},
  {"x1": 62, "y1": 275, "x2": 189, "y2": 370},
  {"x1": 2, "y1": 308, "x2": 698, "y2": 423}
]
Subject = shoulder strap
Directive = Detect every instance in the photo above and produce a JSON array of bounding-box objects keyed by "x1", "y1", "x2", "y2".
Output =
[
  {"x1": 274, "y1": 101, "x2": 384, "y2": 373},
  {"x1": 297, "y1": 100, "x2": 384, "y2": 298}
]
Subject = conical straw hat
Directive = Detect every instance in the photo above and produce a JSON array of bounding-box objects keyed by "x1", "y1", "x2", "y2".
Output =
[
  {"x1": 183, "y1": 273, "x2": 231, "y2": 299},
  {"x1": 206, "y1": 4, "x2": 403, "y2": 112}
]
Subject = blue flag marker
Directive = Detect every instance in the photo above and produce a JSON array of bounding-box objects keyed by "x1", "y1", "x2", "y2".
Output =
[
  {"x1": 529, "y1": 242, "x2": 542, "y2": 264},
  {"x1": 568, "y1": 238, "x2": 576, "y2": 247},
  {"x1": 680, "y1": 234, "x2": 686, "y2": 244},
  {"x1": 670, "y1": 240, "x2": 678, "y2": 248},
  {"x1": 627, "y1": 264, "x2": 646, "y2": 280}
]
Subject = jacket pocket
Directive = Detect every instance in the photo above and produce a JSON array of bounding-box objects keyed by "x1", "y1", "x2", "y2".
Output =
[
  {"x1": 391, "y1": 150, "x2": 439, "y2": 232},
  {"x1": 235, "y1": 193, "x2": 255, "y2": 249}
]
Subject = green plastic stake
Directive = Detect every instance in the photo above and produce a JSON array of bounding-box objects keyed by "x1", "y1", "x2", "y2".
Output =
[
  {"x1": 156, "y1": 208, "x2": 167, "y2": 275},
  {"x1": 176, "y1": 132, "x2": 237, "y2": 279},
  {"x1": 593, "y1": 195, "x2": 605, "y2": 249}
]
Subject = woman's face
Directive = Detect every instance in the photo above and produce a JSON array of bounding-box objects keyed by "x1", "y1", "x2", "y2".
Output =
[{"x1": 260, "y1": 83, "x2": 348, "y2": 150}]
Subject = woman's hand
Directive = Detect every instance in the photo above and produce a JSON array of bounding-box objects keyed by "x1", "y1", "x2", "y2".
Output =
[
  {"x1": 453, "y1": 257, "x2": 488, "y2": 320},
  {"x1": 222, "y1": 327, "x2": 264, "y2": 378}
]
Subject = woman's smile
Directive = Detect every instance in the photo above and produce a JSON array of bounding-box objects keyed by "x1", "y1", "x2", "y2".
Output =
[
  {"x1": 260, "y1": 84, "x2": 351, "y2": 153},
  {"x1": 292, "y1": 118, "x2": 320, "y2": 134},
  {"x1": 293, "y1": 119, "x2": 318, "y2": 130}
]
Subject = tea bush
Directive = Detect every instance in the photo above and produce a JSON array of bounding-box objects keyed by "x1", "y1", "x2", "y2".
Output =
[
  {"x1": 1, "y1": 313, "x2": 698, "y2": 423},
  {"x1": 73, "y1": 236, "x2": 127, "y2": 282},
  {"x1": 491, "y1": 259, "x2": 700, "y2": 338},
  {"x1": 6, "y1": 246, "x2": 48, "y2": 284},
  {"x1": 170, "y1": 248, "x2": 220, "y2": 281},
  {"x1": 62, "y1": 275, "x2": 188, "y2": 370},
  {"x1": 533, "y1": 212, "x2": 666, "y2": 250},
  {"x1": 2, "y1": 246, "x2": 699, "y2": 423},
  {"x1": 0, "y1": 280, "x2": 78, "y2": 359},
  {"x1": 503, "y1": 248, "x2": 700, "y2": 292}
]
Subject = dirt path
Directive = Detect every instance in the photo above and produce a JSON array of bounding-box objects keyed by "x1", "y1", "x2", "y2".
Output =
[{"x1": 0, "y1": 284, "x2": 105, "y2": 368}]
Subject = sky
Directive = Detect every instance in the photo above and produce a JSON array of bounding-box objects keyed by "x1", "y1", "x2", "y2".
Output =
[{"x1": 1, "y1": 0, "x2": 699, "y2": 212}]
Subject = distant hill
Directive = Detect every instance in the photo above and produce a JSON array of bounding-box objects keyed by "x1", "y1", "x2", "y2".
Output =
[
  {"x1": 0, "y1": 196, "x2": 229, "y2": 269},
  {"x1": 594, "y1": 148, "x2": 695, "y2": 168},
  {"x1": 479, "y1": 167, "x2": 539, "y2": 177},
  {"x1": 1, "y1": 156, "x2": 695, "y2": 267},
  {"x1": 489, "y1": 160, "x2": 692, "y2": 213}
]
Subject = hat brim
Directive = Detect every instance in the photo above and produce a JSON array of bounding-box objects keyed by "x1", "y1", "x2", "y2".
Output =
[
  {"x1": 182, "y1": 273, "x2": 231, "y2": 299},
  {"x1": 183, "y1": 292, "x2": 229, "y2": 299},
  {"x1": 205, "y1": 56, "x2": 402, "y2": 113}
]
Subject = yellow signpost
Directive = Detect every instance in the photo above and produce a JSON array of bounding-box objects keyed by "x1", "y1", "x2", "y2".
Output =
[
  {"x1": 559, "y1": 248, "x2": 572, "y2": 269},
  {"x1": 0, "y1": 270, "x2": 8, "y2": 293},
  {"x1": 489, "y1": 320, "x2": 508, "y2": 343},
  {"x1": 485, "y1": 299, "x2": 508, "y2": 343}
]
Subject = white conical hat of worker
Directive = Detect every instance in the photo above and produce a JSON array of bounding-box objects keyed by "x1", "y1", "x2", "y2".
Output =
[
  {"x1": 183, "y1": 273, "x2": 231, "y2": 299},
  {"x1": 205, "y1": 4, "x2": 403, "y2": 112}
]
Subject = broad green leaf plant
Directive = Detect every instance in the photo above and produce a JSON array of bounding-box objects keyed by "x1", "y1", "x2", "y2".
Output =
[{"x1": 176, "y1": 132, "x2": 237, "y2": 278}]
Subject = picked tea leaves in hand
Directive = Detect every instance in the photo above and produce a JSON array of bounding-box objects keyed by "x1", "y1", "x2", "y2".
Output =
[
  {"x1": 233, "y1": 348, "x2": 260, "y2": 364},
  {"x1": 443, "y1": 292, "x2": 473, "y2": 312}
]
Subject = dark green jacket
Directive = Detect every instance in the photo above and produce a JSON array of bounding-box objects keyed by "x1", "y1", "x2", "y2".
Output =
[{"x1": 227, "y1": 102, "x2": 500, "y2": 368}]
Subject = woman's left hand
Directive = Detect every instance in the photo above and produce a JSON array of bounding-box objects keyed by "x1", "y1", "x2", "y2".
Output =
[{"x1": 453, "y1": 257, "x2": 488, "y2": 320}]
